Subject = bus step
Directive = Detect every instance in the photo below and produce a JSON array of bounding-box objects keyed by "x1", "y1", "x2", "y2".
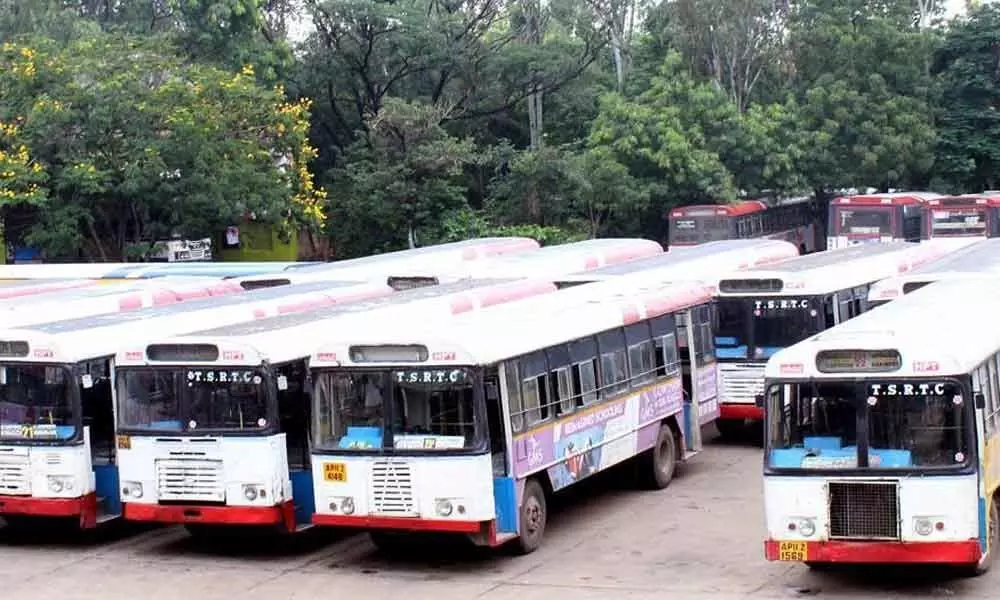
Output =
[
  {"x1": 682, "y1": 450, "x2": 699, "y2": 461},
  {"x1": 293, "y1": 523, "x2": 314, "y2": 534},
  {"x1": 96, "y1": 512, "x2": 120, "y2": 525}
]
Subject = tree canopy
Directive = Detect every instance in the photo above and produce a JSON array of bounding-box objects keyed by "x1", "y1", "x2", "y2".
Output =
[{"x1": 2, "y1": 0, "x2": 999, "y2": 258}]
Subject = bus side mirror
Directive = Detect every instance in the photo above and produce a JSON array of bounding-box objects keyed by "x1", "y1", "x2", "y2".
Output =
[
  {"x1": 755, "y1": 394, "x2": 765, "y2": 408},
  {"x1": 975, "y1": 393, "x2": 986, "y2": 410}
]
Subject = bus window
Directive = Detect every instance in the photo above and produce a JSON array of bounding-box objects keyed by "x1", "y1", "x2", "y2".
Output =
[
  {"x1": 503, "y1": 361, "x2": 524, "y2": 432},
  {"x1": 626, "y1": 322, "x2": 655, "y2": 386},
  {"x1": 597, "y1": 329, "x2": 628, "y2": 397}
]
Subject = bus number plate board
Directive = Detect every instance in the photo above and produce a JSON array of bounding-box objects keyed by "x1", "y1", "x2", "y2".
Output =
[
  {"x1": 778, "y1": 541, "x2": 807, "y2": 561},
  {"x1": 323, "y1": 462, "x2": 347, "y2": 483}
]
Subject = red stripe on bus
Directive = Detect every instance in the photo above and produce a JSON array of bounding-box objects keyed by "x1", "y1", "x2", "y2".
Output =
[
  {"x1": 118, "y1": 294, "x2": 144, "y2": 310},
  {"x1": 311, "y1": 513, "x2": 483, "y2": 533},
  {"x1": 764, "y1": 539, "x2": 980, "y2": 564}
]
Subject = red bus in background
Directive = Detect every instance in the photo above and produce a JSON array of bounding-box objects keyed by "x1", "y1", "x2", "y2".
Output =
[
  {"x1": 921, "y1": 194, "x2": 1000, "y2": 240},
  {"x1": 668, "y1": 196, "x2": 819, "y2": 253},
  {"x1": 826, "y1": 192, "x2": 939, "y2": 249}
]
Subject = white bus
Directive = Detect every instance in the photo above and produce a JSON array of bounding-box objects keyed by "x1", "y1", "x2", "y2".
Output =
[
  {"x1": 826, "y1": 192, "x2": 940, "y2": 249},
  {"x1": 307, "y1": 277, "x2": 716, "y2": 553},
  {"x1": 236, "y1": 237, "x2": 541, "y2": 289},
  {"x1": 0, "y1": 279, "x2": 396, "y2": 529},
  {"x1": 238, "y1": 238, "x2": 660, "y2": 288},
  {"x1": 112, "y1": 279, "x2": 560, "y2": 535},
  {"x1": 761, "y1": 277, "x2": 1000, "y2": 574},
  {"x1": 868, "y1": 238, "x2": 1000, "y2": 307},
  {"x1": 713, "y1": 240, "x2": 960, "y2": 438}
]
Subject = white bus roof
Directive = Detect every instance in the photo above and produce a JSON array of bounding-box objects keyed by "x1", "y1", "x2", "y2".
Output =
[
  {"x1": 765, "y1": 277, "x2": 1000, "y2": 379},
  {"x1": 868, "y1": 238, "x2": 1000, "y2": 302},
  {"x1": 0, "y1": 278, "x2": 247, "y2": 328},
  {"x1": 310, "y1": 278, "x2": 714, "y2": 368},
  {"x1": 116, "y1": 278, "x2": 559, "y2": 367},
  {"x1": 451, "y1": 238, "x2": 662, "y2": 280},
  {"x1": 556, "y1": 239, "x2": 798, "y2": 284},
  {"x1": 714, "y1": 240, "x2": 956, "y2": 296},
  {"x1": 0, "y1": 262, "x2": 311, "y2": 280},
  {"x1": 235, "y1": 237, "x2": 540, "y2": 288},
  {"x1": 0, "y1": 279, "x2": 395, "y2": 364}
]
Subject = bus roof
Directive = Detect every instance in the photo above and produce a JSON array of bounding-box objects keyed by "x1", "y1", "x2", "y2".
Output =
[
  {"x1": 233, "y1": 237, "x2": 540, "y2": 288},
  {"x1": 831, "y1": 192, "x2": 943, "y2": 206},
  {"x1": 117, "y1": 278, "x2": 559, "y2": 366},
  {"x1": 310, "y1": 278, "x2": 714, "y2": 367},
  {"x1": 455, "y1": 238, "x2": 662, "y2": 280},
  {"x1": 765, "y1": 277, "x2": 1000, "y2": 379},
  {"x1": 866, "y1": 238, "x2": 1000, "y2": 302},
  {"x1": 0, "y1": 262, "x2": 309, "y2": 280},
  {"x1": 669, "y1": 201, "x2": 768, "y2": 218},
  {"x1": 0, "y1": 279, "x2": 394, "y2": 364},
  {"x1": 927, "y1": 194, "x2": 1000, "y2": 207},
  {"x1": 715, "y1": 241, "x2": 955, "y2": 296},
  {"x1": 556, "y1": 239, "x2": 798, "y2": 283}
]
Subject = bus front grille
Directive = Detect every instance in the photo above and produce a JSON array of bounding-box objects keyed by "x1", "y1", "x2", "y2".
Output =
[
  {"x1": 718, "y1": 363, "x2": 764, "y2": 406},
  {"x1": 0, "y1": 456, "x2": 29, "y2": 495},
  {"x1": 828, "y1": 481, "x2": 899, "y2": 540},
  {"x1": 370, "y1": 460, "x2": 416, "y2": 516},
  {"x1": 156, "y1": 458, "x2": 225, "y2": 502}
]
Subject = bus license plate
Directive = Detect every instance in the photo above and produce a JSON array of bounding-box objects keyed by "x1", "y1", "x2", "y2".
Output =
[
  {"x1": 323, "y1": 462, "x2": 347, "y2": 483},
  {"x1": 778, "y1": 541, "x2": 808, "y2": 561}
]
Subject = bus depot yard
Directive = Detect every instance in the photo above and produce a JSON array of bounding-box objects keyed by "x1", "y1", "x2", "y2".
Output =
[
  {"x1": 3, "y1": 234, "x2": 1000, "y2": 599},
  {"x1": 0, "y1": 432, "x2": 991, "y2": 600}
]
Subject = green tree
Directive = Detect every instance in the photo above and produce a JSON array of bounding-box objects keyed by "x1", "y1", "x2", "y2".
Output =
[{"x1": 0, "y1": 35, "x2": 324, "y2": 260}]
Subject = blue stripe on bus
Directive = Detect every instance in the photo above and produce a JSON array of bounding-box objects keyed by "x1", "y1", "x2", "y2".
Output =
[
  {"x1": 95, "y1": 464, "x2": 122, "y2": 518},
  {"x1": 493, "y1": 477, "x2": 518, "y2": 534},
  {"x1": 290, "y1": 469, "x2": 315, "y2": 526},
  {"x1": 980, "y1": 495, "x2": 988, "y2": 555}
]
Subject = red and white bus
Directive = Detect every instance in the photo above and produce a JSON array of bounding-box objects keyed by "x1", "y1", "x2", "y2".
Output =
[
  {"x1": 827, "y1": 192, "x2": 939, "y2": 249},
  {"x1": 921, "y1": 194, "x2": 1000, "y2": 240},
  {"x1": 668, "y1": 197, "x2": 818, "y2": 253}
]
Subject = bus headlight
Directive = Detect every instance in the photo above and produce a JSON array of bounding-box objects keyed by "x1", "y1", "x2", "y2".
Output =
[
  {"x1": 47, "y1": 475, "x2": 73, "y2": 493},
  {"x1": 340, "y1": 497, "x2": 355, "y2": 515},
  {"x1": 787, "y1": 517, "x2": 816, "y2": 538},
  {"x1": 914, "y1": 517, "x2": 944, "y2": 536},
  {"x1": 242, "y1": 484, "x2": 267, "y2": 502},
  {"x1": 122, "y1": 481, "x2": 143, "y2": 498},
  {"x1": 435, "y1": 498, "x2": 454, "y2": 517}
]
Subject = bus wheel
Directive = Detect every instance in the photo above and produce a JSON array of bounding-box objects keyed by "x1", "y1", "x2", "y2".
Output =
[
  {"x1": 639, "y1": 423, "x2": 677, "y2": 490},
  {"x1": 964, "y1": 497, "x2": 999, "y2": 577},
  {"x1": 514, "y1": 478, "x2": 547, "y2": 555}
]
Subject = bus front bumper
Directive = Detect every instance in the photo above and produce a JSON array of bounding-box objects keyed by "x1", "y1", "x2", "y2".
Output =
[
  {"x1": 123, "y1": 501, "x2": 297, "y2": 531},
  {"x1": 719, "y1": 404, "x2": 763, "y2": 421},
  {"x1": 312, "y1": 513, "x2": 484, "y2": 533},
  {"x1": 0, "y1": 492, "x2": 99, "y2": 528},
  {"x1": 764, "y1": 539, "x2": 981, "y2": 564}
]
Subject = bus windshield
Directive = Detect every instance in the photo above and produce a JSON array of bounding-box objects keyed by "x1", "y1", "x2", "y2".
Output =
[
  {"x1": 834, "y1": 207, "x2": 892, "y2": 236},
  {"x1": 929, "y1": 207, "x2": 987, "y2": 237},
  {"x1": 0, "y1": 364, "x2": 75, "y2": 441},
  {"x1": 312, "y1": 368, "x2": 480, "y2": 452},
  {"x1": 670, "y1": 215, "x2": 730, "y2": 245},
  {"x1": 767, "y1": 380, "x2": 969, "y2": 471},
  {"x1": 715, "y1": 297, "x2": 823, "y2": 360},
  {"x1": 116, "y1": 367, "x2": 270, "y2": 433}
]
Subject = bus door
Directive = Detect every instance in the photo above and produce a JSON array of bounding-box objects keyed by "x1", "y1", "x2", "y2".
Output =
[
  {"x1": 494, "y1": 364, "x2": 519, "y2": 536},
  {"x1": 276, "y1": 360, "x2": 313, "y2": 526},
  {"x1": 79, "y1": 358, "x2": 120, "y2": 520},
  {"x1": 677, "y1": 306, "x2": 715, "y2": 452}
]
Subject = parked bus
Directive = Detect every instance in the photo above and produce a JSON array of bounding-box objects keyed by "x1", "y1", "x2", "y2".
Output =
[
  {"x1": 0, "y1": 279, "x2": 397, "y2": 529},
  {"x1": 239, "y1": 238, "x2": 659, "y2": 288},
  {"x1": 667, "y1": 197, "x2": 818, "y2": 253},
  {"x1": 307, "y1": 277, "x2": 716, "y2": 553},
  {"x1": 760, "y1": 277, "x2": 1000, "y2": 573},
  {"x1": 112, "y1": 279, "x2": 561, "y2": 535},
  {"x1": 868, "y1": 238, "x2": 1000, "y2": 307},
  {"x1": 826, "y1": 192, "x2": 940, "y2": 249},
  {"x1": 921, "y1": 194, "x2": 1000, "y2": 241},
  {"x1": 712, "y1": 241, "x2": 959, "y2": 438},
  {"x1": 237, "y1": 237, "x2": 541, "y2": 289},
  {"x1": 556, "y1": 239, "x2": 799, "y2": 286}
]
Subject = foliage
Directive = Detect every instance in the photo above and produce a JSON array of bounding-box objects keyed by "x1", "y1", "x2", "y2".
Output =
[
  {"x1": 8, "y1": 0, "x2": 1000, "y2": 258},
  {"x1": 0, "y1": 36, "x2": 323, "y2": 260}
]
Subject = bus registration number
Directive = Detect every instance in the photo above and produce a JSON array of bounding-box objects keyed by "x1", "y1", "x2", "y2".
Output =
[
  {"x1": 778, "y1": 541, "x2": 807, "y2": 561},
  {"x1": 323, "y1": 462, "x2": 347, "y2": 483}
]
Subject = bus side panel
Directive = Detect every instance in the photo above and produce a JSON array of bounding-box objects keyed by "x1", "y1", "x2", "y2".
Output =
[
  {"x1": 290, "y1": 469, "x2": 315, "y2": 525},
  {"x1": 94, "y1": 464, "x2": 121, "y2": 517},
  {"x1": 493, "y1": 477, "x2": 518, "y2": 534}
]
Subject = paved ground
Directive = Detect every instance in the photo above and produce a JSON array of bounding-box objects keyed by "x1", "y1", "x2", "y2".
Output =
[{"x1": 1, "y1": 429, "x2": 995, "y2": 599}]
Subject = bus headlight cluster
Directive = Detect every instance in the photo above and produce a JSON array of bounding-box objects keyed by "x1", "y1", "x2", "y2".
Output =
[
  {"x1": 242, "y1": 484, "x2": 267, "y2": 502},
  {"x1": 47, "y1": 475, "x2": 74, "y2": 494},
  {"x1": 121, "y1": 481, "x2": 143, "y2": 499},
  {"x1": 435, "y1": 498, "x2": 466, "y2": 517},
  {"x1": 786, "y1": 517, "x2": 816, "y2": 538},
  {"x1": 328, "y1": 496, "x2": 355, "y2": 515},
  {"x1": 913, "y1": 516, "x2": 945, "y2": 536}
]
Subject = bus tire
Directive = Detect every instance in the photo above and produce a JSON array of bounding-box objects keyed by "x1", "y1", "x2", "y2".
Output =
[
  {"x1": 963, "y1": 497, "x2": 999, "y2": 577},
  {"x1": 514, "y1": 478, "x2": 547, "y2": 555},
  {"x1": 640, "y1": 423, "x2": 677, "y2": 490}
]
